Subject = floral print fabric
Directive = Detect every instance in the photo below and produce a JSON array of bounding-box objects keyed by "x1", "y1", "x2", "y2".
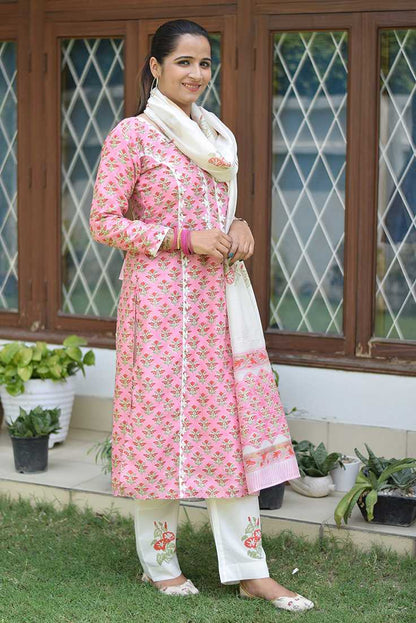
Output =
[
  {"x1": 90, "y1": 116, "x2": 298, "y2": 500},
  {"x1": 90, "y1": 117, "x2": 248, "y2": 499}
]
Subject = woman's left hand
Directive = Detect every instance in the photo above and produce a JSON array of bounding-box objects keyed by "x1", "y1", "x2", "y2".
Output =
[{"x1": 227, "y1": 220, "x2": 255, "y2": 266}]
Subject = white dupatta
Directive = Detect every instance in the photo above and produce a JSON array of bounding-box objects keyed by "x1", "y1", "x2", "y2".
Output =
[{"x1": 142, "y1": 88, "x2": 300, "y2": 493}]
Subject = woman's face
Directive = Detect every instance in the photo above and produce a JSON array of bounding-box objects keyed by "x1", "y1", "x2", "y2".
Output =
[{"x1": 150, "y1": 34, "x2": 212, "y2": 115}]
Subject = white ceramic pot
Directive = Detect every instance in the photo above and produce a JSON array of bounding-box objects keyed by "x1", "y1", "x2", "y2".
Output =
[
  {"x1": 330, "y1": 456, "x2": 362, "y2": 492},
  {"x1": 0, "y1": 377, "x2": 75, "y2": 449},
  {"x1": 289, "y1": 474, "x2": 335, "y2": 497}
]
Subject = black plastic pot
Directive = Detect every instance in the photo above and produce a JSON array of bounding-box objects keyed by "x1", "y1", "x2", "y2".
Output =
[
  {"x1": 10, "y1": 435, "x2": 49, "y2": 473},
  {"x1": 357, "y1": 492, "x2": 416, "y2": 527},
  {"x1": 259, "y1": 482, "x2": 286, "y2": 510}
]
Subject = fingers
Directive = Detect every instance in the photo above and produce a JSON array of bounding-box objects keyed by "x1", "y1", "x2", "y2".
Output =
[{"x1": 229, "y1": 240, "x2": 254, "y2": 266}]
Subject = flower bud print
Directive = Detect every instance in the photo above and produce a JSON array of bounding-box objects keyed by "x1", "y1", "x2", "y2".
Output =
[
  {"x1": 241, "y1": 516, "x2": 264, "y2": 559},
  {"x1": 151, "y1": 520, "x2": 176, "y2": 565}
]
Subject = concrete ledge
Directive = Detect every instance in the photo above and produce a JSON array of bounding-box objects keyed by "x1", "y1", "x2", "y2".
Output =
[{"x1": 1, "y1": 427, "x2": 415, "y2": 557}]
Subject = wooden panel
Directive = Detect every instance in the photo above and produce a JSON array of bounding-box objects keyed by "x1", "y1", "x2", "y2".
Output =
[
  {"x1": 0, "y1": 0, "x2": 34, "y2": 332},
  {"x1": 355, "y1": 10, "x2": 416, "y2": 362},
  {"x1": 253, "y1": 12, "x2": 357, "y2": 357},
  {"x1": 267, "y1": 349, "x2": 416, "y2": 376},
  {"x1": 44, "y1": 21, "x2": 131, "y2": 338},
  {"x1": 45, "y1": 1, "x2": 236, "y2": 22},
  {"x1": 47, "y1": 0, "x2": 233, "y2": 8},
  {"x1": 255, "y1": 1, "x2": 416, "y2": 15},
  {"x1": 0, "y1": 3, "x2": 17, "y2": 30},
  {"x1": 235, "y1": 0, "x2": 254, "y2": 277}
]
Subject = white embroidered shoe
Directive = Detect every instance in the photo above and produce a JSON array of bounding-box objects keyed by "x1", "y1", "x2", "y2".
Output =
[
  {"x1": 239, "y1": 582, "x2": 314, "y2": 612},
  {"x1": 141, "y1": 572, "x2": 199, "y2": 596}
]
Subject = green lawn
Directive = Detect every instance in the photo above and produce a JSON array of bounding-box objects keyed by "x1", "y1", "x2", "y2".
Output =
[{"x1": 0, "y1": 495, "x2": 415, "y2": 623}]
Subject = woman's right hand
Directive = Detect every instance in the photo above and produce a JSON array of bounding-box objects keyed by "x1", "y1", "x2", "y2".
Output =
[{"x1": 190, "y1": 229, "x2": 233, "y2": 263}]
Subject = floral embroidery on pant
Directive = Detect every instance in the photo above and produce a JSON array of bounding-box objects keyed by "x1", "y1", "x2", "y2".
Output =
[
  {"x1": 241, "y1": 516, "x2": 264, "y2": 559},
  {"x1": 151, "y1": 521, "x2": 176, "y2": 565}
]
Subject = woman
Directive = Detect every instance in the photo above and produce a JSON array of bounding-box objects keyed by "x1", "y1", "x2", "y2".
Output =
[{"x1": 90, "y1": 19, "x2": 314, "y2": 612}]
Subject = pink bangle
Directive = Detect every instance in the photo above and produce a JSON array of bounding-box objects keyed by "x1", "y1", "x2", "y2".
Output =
[
  {"x1": 187, "y1": 229, "x2": 194, "y2": 254},
  {"x1": 180, "y1": 228, "x2": 193, "y2": 255}
]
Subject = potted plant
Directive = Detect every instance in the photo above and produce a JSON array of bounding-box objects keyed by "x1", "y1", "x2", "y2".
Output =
[
  {"x1": 7, "y1": 405, "x2": 61, "y2": 473},
  {"x1": 88, "y1": 435, "x2": 112, "y2": 475},
  {"x1": 334, "y1": 444, "x2": 416, "y2": 527},
  {"x1": 288, "y1": 440, "x2": 342, "y2": 497},
  {"x1": 330, "y1": 453, "x2": 362, "y2": 492},
  {"x1": 0, "y1": 335, "x2": 95, "y2": 448}
]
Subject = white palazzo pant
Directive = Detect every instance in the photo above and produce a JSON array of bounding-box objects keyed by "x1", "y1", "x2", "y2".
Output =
[{"x1": 134, "y1": 495, "x2": 270, "y2": 584}]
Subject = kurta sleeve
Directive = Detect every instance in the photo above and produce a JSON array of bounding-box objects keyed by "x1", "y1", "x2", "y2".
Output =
[{"x1": 89, "y1": 119, "x2": 170, "y2": 257}]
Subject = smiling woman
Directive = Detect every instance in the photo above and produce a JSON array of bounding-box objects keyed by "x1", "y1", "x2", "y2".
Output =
[
  {"x1": 148, "y1": 36, "x2": 212, "y2": 113},
  {"x1": 89, "y1": 18, "x2": 313, "y2": 612}
]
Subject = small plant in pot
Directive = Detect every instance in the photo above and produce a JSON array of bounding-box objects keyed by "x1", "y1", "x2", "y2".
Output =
[
  {"x1": 330, "y1": 453, "x2": 362, "y2": 492},
  {"x1": 7, "y1": 405, "x2": 61, "y2": 473},
  {"x1": 334, "y1": 444, "x2": 416, "y2": 527},
  {"x1": 289, "y1": 440, "x2": 342, "y2": 497},
  {"x1": 87, "y1": 435, "x2": 112, "y2": 475},
  {"x1": 0, "y1": 335, "x2": 95, "y2": 447}
]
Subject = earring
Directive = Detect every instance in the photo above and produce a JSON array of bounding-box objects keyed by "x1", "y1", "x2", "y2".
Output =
[{"x1": 151, "y1": 76, "x2": 159, "y2": 91}]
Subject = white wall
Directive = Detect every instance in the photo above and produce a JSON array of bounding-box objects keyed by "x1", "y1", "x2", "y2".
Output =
[
  {"x1": 78, "y1": 347, "x2": 415, "y2": 431},
  {"x1": 274, "y1": 364, "x2": 416, "y2": 432},
  {"x1": 2, "y1": 341, "x2": 415, "y2": 431}
]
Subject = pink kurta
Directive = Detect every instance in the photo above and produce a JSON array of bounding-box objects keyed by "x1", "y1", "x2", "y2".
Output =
[{"x1": 90, "y1": 116, "x2": 296, "y2": 500}]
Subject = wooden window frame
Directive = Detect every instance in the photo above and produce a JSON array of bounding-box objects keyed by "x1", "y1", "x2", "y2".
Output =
[
  {"x1": 0, "y1": 0, "x2": 415, "y2": 376},
  {"x1": 252, "y1": 10, "x2": 416, "y2": 375},
  {"x1": 40, "y1": 11, "x2": 236, "y2": 347},
  {"x1": 0, "y1": 3, "x2": 31, "y2": 335},
  {"x1": 357, "y1": 11, "x2": 416, "y2": 365}
]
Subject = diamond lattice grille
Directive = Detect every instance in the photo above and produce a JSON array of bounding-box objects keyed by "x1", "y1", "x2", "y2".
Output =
[
  {"x1": 61, "y1": 38, "x2": 124, "y2": 317},
  {"x1": 376, "y1": 30, "x2": 416, "y2": 340},
  {"x1": 0, "y1": 41, "x2": 18, "y2": 311},
  {"x1": 270, "y1": 32, "x2": 348, "y2": 334},
  {"x1": 197, "y1": 33, "x2": 221, "y2": 116}
]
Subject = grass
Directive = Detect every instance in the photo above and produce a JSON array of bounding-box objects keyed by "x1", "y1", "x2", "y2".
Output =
[{"x1": 0, "y1": 495, "x2": 415, "y2": 623}]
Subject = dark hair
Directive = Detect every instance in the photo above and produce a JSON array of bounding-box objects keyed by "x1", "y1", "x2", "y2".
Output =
[{"x1": 136, "y1": 19, "x2": 210, "y2": 114}]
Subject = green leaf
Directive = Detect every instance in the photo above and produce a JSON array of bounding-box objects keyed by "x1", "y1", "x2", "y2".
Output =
[
  {"x1": 83, "y1": 350, "x2": 95, "y2": 366},
  {"x1": 6, "y1": 380, "x2": 24, "y2": 396},
  {"x1": 377, "y1": 460, "x2": 416, "y2": 486},
  {"x1": 16, "y1": 346, "x2": 33, "y2": 367},
  {"x1": 304, "y1": 467, "x2": 324, "y2": 477},
  {"x1": 364, "y1": 443, "x2": 386, "y2": 477},
  {"x1": 32, "y1": 341, "x2": 48, "y2": 361},
  {"x1": 17, "y1": 364, "x2": 33, "y2": 382},
  {"x1": 66, "y1": 346, "x2": 83, "y2": 362},
  {"x1": 63, "y1": 335, "x2": 87, "y2": 348},
  {"x1": 49, "y1": 364, "x2": 63, "y2": 379},
  {"x1": 364, "y1": 489, "x2": 379, "y2": 522},
  {"x1": 0, "y1": 342, "x2": 21, "y2": 365},
  {"x1": 334, "y1": 484, "x2": 369, "y2": 527},
  {"x1": 312, "y1": 442, "x2": 328, "y2": 469}
]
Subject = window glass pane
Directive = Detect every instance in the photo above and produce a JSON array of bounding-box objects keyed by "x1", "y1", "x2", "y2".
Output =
[
  {"x1": 197, "y1": 33, "x2": 221, "y2": 117},
  {"x1": 0, "y1": 41, "x2": 18, "y2": 311},
  {"x1": 376, "y1": 29, "x2": 416, "y2": 340},
  {"x1": 270, "y1": 32, "x2": 348, "y2": 334},
  {"x1": 61, "y1": 38, "x2": 124, "y2": 317}
]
